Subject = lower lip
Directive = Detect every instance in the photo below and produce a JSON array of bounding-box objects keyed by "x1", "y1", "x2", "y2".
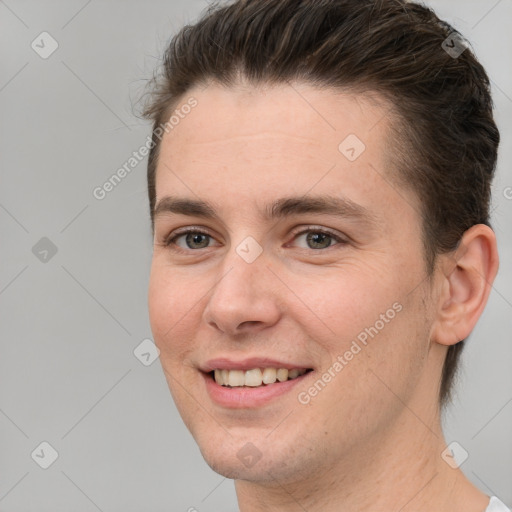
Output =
[{"x1": 202, "y1": 371, "x2": 312, "y2": 408}]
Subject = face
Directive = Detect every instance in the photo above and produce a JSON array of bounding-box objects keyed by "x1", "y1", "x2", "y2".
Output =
[{"x1": 148, "y1": 83, "x2": 439, "y2": 484}]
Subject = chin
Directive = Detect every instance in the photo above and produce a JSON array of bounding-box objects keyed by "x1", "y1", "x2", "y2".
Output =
[
  {"x1": 201, "y1": 451, "x2": 287, "y2": 483},
  {"x1": 203, "y1": 454, "x2": 257, "y2": 480},
  {"x1": 194, "y1": 430, "x2": 310, "y2": 486},
  {"x1": 189, "y1": 429, "x2": 278, "y2": 481}
]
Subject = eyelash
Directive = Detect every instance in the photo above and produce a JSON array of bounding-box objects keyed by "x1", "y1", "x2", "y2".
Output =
[{"x1": 162, "y1": 225, "x2": 347, "y2": 253}]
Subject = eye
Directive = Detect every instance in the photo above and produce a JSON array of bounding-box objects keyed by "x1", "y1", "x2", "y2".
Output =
[
  {"x1": 164, "y1": 229, "x2": 217, "y2": 251},
  {"x1": 290, "y1": 227, "x2": 346, "y2": 250},
  {"x1": 162, "y1": 226, "x2": 347, "y2": 253}
]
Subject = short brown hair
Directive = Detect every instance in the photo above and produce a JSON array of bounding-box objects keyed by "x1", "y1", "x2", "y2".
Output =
[{"x1": 142, "y1": 0, "x2": 500, "y2": 408}]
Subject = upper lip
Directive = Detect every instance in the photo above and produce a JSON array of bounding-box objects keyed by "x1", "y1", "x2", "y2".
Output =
[{"x1": 200, "y1": 357, "x2": 313, "y2": 373}]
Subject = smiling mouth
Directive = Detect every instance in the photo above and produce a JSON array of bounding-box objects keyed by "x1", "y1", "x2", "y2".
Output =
[{"x1": 209, "y1": 368, "x2": 313, "y2": 388}]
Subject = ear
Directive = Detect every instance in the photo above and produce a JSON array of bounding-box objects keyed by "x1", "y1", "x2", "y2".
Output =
[{"x1": 431, "y1": 224, "x2": 499, "y2": 347}]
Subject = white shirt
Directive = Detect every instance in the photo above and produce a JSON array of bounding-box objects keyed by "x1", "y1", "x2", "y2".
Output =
[{"x1": 486, "y1": 497, "x2": 511, "y2": 512}]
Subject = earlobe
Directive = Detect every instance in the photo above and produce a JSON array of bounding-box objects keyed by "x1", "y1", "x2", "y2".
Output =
[{"x1": 431, "y1": 224, "x2": 499, "y2": 347}]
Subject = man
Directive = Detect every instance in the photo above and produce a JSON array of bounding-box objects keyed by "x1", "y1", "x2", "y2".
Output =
[{"x1": 143, "y1": 0, "x2": 509, "y2": 510}]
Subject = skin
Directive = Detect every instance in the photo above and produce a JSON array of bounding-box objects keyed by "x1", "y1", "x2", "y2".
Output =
[{"x1": 148, "y1": 82, "x2": 499, "y2": 511}]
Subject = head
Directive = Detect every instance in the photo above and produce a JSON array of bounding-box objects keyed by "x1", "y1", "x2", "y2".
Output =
[{"x1": 143, "y1": 0, "x2": 499, "y2": 484}]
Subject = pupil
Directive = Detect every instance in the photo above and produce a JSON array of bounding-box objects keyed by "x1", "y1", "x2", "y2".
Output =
[
  {"x1": 187, "y1": 233, "x2": 209, "y2": 248},
  {"x1": 308, "y1": 232, "x2": 330, "y2": 249}
]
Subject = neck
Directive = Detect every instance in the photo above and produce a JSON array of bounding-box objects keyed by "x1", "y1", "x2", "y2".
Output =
[{"x1": 235, "y1": 401, "x2": 489, "y2": 512}]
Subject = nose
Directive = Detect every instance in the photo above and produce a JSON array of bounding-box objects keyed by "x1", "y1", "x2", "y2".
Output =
[{"x1": 202, "y1": 249, "x2": 282, "y2": 337}]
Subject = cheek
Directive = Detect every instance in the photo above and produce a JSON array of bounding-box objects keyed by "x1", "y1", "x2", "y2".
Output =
[
  {"x1": 148, "y1": 267, "x2": 171, "y2": 340},
  {"x1": 296, "y1": 258, "x2": 427, "y2": 386},
  {"x1": 296, "y1": 260, "x2": 399, "y2": 341},
  {"x1": 148, "y1": 263, "x2": 198, "y2": 357}
]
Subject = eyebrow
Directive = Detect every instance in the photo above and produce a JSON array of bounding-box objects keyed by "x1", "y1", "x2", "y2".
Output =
[{"x1": 153, "y1": 194, "x2": 378, "y2": 226}]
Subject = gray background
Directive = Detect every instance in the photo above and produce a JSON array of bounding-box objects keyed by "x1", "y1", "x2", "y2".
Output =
[{"x1": 0, "y1": 1, "x2": 510, "y2": 510}]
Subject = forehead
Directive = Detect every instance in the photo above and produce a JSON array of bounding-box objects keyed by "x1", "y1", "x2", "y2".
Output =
[
  {"x1": 162, "y1": 82, "x2": 391, "y2": 156},
  {"x1": 154, "y1": 82, "x2": 416, "y2": 224}
]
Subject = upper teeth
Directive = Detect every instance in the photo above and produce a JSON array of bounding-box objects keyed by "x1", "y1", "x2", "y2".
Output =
[{"x1": 214, "y1": 368, "x2": 307, "y2": 387}]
